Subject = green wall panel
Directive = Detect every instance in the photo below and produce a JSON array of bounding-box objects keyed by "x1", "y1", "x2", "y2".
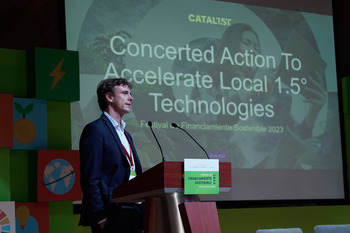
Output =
[
  {"x1": 27, "y1": 47, "x2": 80, "y2": 102},
  {"x1": 47, "y1": 101, "x2": 72, "y2": 150},
  {"x1": 0, "y1": 48, "x2": 27, "y2": 97},
  {"x1": 9, "y1": 150, "x2": 29, "y2": 202},
  {"x1": 0, "y1": 148, "x2": 11, "y2": 201},
  {"x1": 50, "y1": 201, "x2": 74, "y2": 233},
  {"x1": 74, "y1": 214, "x2": 91, "y2": 233}
]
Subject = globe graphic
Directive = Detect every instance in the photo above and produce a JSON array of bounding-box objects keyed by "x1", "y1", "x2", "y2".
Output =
[{"x1": 43, "y1": 158, "x2": 75, "y2": 195}]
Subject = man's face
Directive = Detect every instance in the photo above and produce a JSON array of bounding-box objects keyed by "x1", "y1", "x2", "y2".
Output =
[{"x1": 108, "y1": 84, "x2": 134, "y2": 115}]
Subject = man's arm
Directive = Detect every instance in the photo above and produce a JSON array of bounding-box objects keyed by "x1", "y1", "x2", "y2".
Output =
[{"x1": 80, "y1": 122, "x2": 107, "y2": 224}]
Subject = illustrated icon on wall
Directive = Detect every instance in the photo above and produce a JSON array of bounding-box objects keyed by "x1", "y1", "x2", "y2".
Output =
[
  {"x1": 0, "y1": 202, "x2": 15, "y2": 233},
  {"x1": 37, "y1": 150, "x2": 81, "y2": 202},
  {"x1": 50, "y1": 58, "x2": 65, "y2": 90},
  {"x1": 27, "y1": 47, "x2": 80, "y2": 102},
  {"x1": 43, "y1": 158, "x2": 75, "y2": 195},
  {"x1": 15, "y1": 202, "x2": 49, "y2": 233},
  {"x1": 15, "y1": 206, "x2": 38, "y2": 233},
  {"x1": 13, "y1": 102, "x2": 36, "y2": 145},
  {"x1": 12, "y1": 98, "x2": 47, "y2": 150},
  {"x1": 0, "y1": 209, "x2": 11, "y2": 233}
]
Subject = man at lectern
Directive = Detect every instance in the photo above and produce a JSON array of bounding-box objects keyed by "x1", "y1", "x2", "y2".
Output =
[{"x1": 79, "y1": 78, "x2": 143, "y2": 233}]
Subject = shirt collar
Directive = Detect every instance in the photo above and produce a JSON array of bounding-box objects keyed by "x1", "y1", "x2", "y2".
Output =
[{"x1": 104, "y1": 112, "x2": 126, "y2": 132}]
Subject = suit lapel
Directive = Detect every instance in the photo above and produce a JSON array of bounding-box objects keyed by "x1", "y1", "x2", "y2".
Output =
[
  {"x1": 101, "y1": 114, "x2": 129, "y2": 163},
  {"x1": 101, "y1": 114, "x2": 142, "y2": 174}
]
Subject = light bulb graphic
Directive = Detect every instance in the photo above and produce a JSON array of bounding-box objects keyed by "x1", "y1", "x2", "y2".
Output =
[{"x1": 16, "y1": 205, "x2": 30, "y2": 230}]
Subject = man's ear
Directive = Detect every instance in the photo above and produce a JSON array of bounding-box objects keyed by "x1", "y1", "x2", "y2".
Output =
[{"x1": 105, "y1": 93, "x2": 113, "y2": 103}]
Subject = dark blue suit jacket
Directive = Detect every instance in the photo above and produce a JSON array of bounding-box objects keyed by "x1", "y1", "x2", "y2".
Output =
[{"x1": 79, "y1": 114, "x2": 142, "y2": 226}]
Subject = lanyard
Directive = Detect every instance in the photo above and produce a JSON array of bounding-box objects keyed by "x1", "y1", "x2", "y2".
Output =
[
  {"x1": 122, "y1": 138, "x2": 137, "y2": 180},
  {"x1": 120, "y1": 133, "x2": 137, "y2": 179},
  {"x1": 122, "y1": 140, "x2": 134, "y2": 167}
]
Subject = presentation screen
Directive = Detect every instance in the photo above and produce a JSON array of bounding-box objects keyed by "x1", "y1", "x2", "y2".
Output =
[{"x1": 65, "y1": 0, "x2": 345, "y2": 201}]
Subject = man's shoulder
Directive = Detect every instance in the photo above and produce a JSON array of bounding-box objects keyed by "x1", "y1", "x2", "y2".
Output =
[
  {"x1": 87, "y1": 114, "x2": 108, "y2": 125},
  {"x1": 88, "y1": 117, "x2": 103, "y2": 125},
  {"x1": 83, "y1": 115, "x2": 109, "y2": 131}
]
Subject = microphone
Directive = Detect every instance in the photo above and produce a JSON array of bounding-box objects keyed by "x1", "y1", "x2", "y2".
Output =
[
  {"x1": 171, "y1": 122, "x2": 210, "y2": 159},
  {"x1": 148, "y1": 121, "x2": 166, "y2": 162}
]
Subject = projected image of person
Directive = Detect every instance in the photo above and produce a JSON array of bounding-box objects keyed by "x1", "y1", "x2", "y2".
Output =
[{"x1": 208, "y1": 23, "x2": 326, "y2": 168}]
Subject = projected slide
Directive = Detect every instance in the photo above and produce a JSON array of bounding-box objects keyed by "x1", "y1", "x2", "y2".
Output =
[{"x1": 65, "y1": 0, "x2": 344, "y2": 201}]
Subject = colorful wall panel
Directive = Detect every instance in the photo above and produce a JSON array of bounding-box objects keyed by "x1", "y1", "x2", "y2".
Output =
[
  {"x1": 15, "y1": 202, "x2": 49, "y2": 233},
  {"x1": 0, "y1": 94, "x2": 13, "y2": 148},
  {"x1": 0, "y1": 45, "x2": 78, "y2": 233},
  {"x1": 37, "y1": 150, "x2": 81, "y2": 202},
  {"x1": 0, "y1": 201, "x2": 16, "y2": 233},
  {"x1": 27, "y1": 47, "x2": 80, "y2": 102},
  {"x1": 13, "y1": 98, "x2": 47, "y2": 150}
]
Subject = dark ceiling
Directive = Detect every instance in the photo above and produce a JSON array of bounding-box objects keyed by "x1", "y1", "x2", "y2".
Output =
[
  {"x1": 332, "y1": 0, "x2": 350, "y2": 78},
  {"x1": 0, "y1": 0, "x2": 349, "y2": 77}
]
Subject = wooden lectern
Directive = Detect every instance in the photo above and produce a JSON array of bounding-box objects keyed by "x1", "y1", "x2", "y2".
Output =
[{"x1": 112, "y1": 161, "x2": 231, "y2": 233}]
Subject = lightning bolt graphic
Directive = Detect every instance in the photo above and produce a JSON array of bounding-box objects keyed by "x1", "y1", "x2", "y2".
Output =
[{"x1": 50, "y1": 58, "x2": 66, "y2": 90}]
